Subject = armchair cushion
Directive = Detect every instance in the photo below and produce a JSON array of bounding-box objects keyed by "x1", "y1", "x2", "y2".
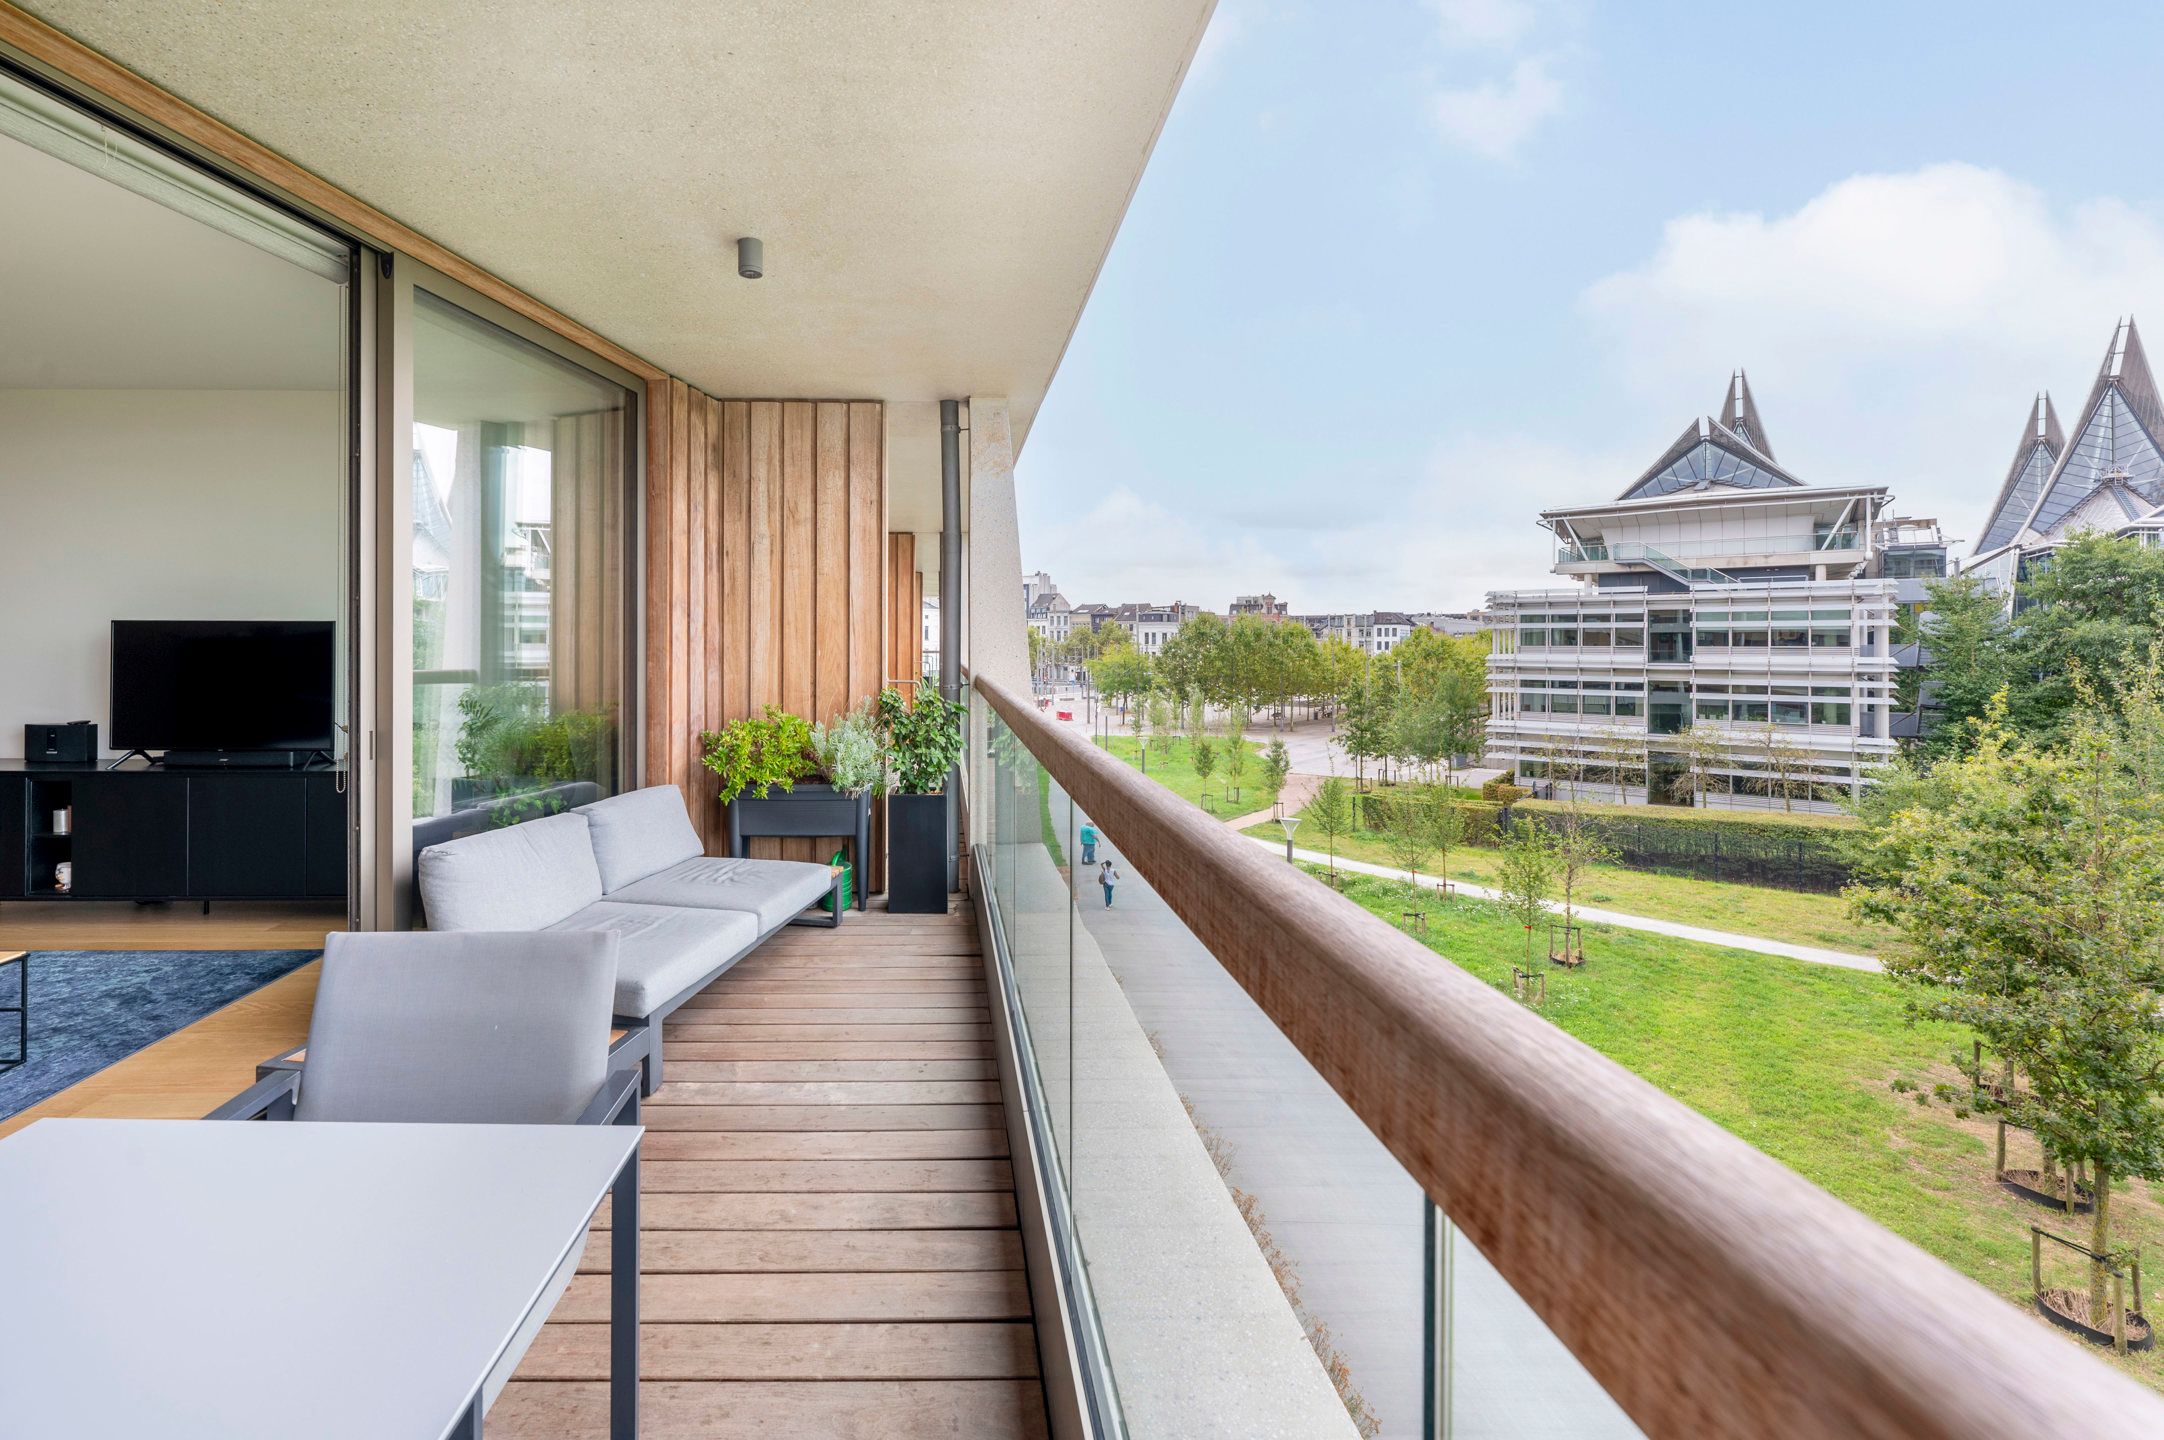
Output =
[
  {"x1": 417, "y1": 811, "x2": 603, "y2": 932},
  {"x1": 546, "y1": 901, "x2": 757, "y2": 1017},
  {"x1": 294, "y1": 931, "x2": 618, "y2": 1124},
  {"x1": 609, "y1": 855, "x2": 835, "y2": 931},
  {"x1": 577, "y1": 784, "x2": 707, "y2": 893}
]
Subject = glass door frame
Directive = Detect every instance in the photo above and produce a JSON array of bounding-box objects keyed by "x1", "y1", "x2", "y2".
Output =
[{"x1": 367, "y1": 254, "x2": 645, "y2": 930}]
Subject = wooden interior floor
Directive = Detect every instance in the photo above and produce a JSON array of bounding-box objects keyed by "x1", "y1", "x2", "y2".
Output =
[
  {"x1": 494, "y1": 902, "x2": 1047, "y2": 1439},
  {"x1": 3, "y1": 899, "x2": 1048, "y2": 1437},
  {"x1": 0, "y1": 899, "x2": 347, "y2": 952}
]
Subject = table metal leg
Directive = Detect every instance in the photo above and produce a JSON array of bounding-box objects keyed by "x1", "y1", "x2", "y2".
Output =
[
  {"x1": 611, "y1": 1096, "x2": 641, "y2": 1440},
  {"x1": 451, "y1": 1391, "x2": 482, "y2": 1439}
]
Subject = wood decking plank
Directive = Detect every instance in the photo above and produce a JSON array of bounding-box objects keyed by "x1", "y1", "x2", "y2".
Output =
[
  {"x1": 660, "y1": 1060, "x2": 996, "y2": 1082},
  {"x1": 677, "y1": 991, "x2": 984, "y2": 1010},
  {"x1": 643, "y1": 1104, "x2": 1003, "y2": 1132},
  {"x1": 646, "y1": 1080, "x2": 1002, "y2": 1107},
  {"x1": 591, "y1": 1191, "x2": 1019, "y2": 1231},
  {"x1": 575, "y1": 1228, "x2": 1024, "y2": 1274},
  {"x1": 663, "y1": 1023, "x2": 991, "y2": 1043},
  {"x1": 643, "y1": 1128, "x2": 1009, "y2": 1162},
  {"x1": 667, "y1": 1040, "x2": 993, "y2": 1061},
  {"x1": 669, "y1": 1008, "x2": 990, "y2": 1025},
  {"x1": 640, "y1": 1158, "x2": 1014, "y2": 1193},
  {"x1": 518, "y1": 1322, "x2": 1040, "y2": 1381},
  {"x1": 490, "y1": 1378, "x2": 1049, "y2": 1439},
  {"x1": 554, "y1": 1270, "x2": 1031, "y2": 1323}
]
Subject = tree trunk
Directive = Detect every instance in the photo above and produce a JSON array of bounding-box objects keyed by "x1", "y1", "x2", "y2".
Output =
[{"x1": 2089, "y1": 1171, "x2": 2114, "y2": 1328}]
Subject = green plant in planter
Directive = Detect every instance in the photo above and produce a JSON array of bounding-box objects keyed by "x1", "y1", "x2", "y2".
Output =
[
  {"x1": 699, "y1": 705, "x2": 814, "y2": 807},
  {"x1": 810, "y1": 702, "x2": 890, "y2": 797},
  {"x1": 877, "y1": 687, "x2": 967, "y2": 794}
]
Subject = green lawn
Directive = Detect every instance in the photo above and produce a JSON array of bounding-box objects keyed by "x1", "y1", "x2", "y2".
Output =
[
  {"x1": 1243, "y1": 817, "x2": 1896, "y2": 956},
  {"x1": 1101, "y1": 733, "x2": 1279, "y2": 819},
  {"x1": 1318, "y1": 865, "x2": 2164, "y2": 1388}
]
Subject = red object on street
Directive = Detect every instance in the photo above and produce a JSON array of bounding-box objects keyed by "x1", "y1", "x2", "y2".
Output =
[{"x1": 1056, "y1": 709, "x2": 1073, "y2": 721}]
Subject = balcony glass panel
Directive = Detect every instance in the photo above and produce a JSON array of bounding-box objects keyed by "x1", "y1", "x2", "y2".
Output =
[{"x1": 973, "y1": 701, "x2": 1639, "y2": 1439}]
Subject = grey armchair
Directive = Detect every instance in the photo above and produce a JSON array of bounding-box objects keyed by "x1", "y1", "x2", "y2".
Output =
[{"x1": 209, "y1": 930, "x2": 642, "y2": 1439}]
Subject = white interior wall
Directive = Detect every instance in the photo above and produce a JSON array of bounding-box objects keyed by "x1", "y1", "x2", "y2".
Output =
[{"x1": 0, "y1": 388, "x2": 342, "y2": 758}]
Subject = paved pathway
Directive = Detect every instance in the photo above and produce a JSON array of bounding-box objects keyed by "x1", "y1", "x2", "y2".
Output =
[{"x1": 1245, "y1": 837, "x2": 1883, "y2": 973}]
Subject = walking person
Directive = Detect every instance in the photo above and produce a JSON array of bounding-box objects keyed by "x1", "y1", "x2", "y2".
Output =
[
  {"x1": 1079, "y1": 820, "x2": 1098, "y2": 865},
  {"x1": 1098, "y1": 859, "x2": 1120, "y2": 908}
]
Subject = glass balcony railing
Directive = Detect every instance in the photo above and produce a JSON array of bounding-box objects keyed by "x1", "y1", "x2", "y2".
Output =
[
  {"x1": 963, "y1": 671, "x2": 2164, "y2": 1440},
  {"x1": 1559, "y1": 531, "x2": 1860, "y2": 565}
]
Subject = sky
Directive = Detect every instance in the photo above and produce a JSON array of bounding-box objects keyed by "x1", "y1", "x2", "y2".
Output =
[{"x1": 1013, "y1": 0, "x2": 2164, "y2": 614}]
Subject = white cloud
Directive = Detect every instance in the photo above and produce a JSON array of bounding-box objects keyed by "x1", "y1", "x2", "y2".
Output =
[
  {"x1": 1428, "y1": 55, "x2": 1562, "y2": 162},
  {"x1": 1428, "y1": 0, "x2": 1538, "y2": 51},
  {"x1": 1582, "y1": 163, "x2": 2164, "y2": 544},
  {"x1": 1024, "y1": 486, "x2": 1294, "y2": 608}
]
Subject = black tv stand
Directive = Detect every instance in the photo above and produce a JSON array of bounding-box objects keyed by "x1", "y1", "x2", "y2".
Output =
[
  {"x1": 105, "y1": 749, "x2": 153, "y2": 771},
  {"x1": 1, "y1": 761, "x2": 346, "y2": 903}
]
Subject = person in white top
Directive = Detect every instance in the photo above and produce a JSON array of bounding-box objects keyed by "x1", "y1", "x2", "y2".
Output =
[{"x1": 1098, "y1": 859, "x2": 1120, "y2": 908}]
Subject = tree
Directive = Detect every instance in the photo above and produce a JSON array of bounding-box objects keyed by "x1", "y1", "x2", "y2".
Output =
[
  {"x1": 2006, "y1": 532, "x2": 2164, "y2": 743},
  {"x1": 1547, "y1": 802, "x2": 1617, "y2": 959},
  {"x1": 1260, "y1": 736, "x2": 1292, "y2": 804},
  {"x1": 1027, "y1": 628, "x2": 1046, "y2": 678},
  {"x1": 1340, "y1": 663, "x2": 1394, "y2": 788},
  {"x1": 1756, "y1": 723, "x2": 1815, "y2": 812},
  {"x1": 1305, "y1": 775, "x2": 1355, "y2": 882},
  {"x1": 1187, "y1": 689, "x2": 1209, "y2": 750},
  {"x1": 1666, "y1": 724, "x2": 1728, "y2": 806},
  {"x1": 1088, "y1": 645, "x2": 1152, "y2": 726},
  {"x1": 1909, "y1": 573, "x2": 2012, "y2": 757},
  {"x1": 1222, "y1": 703, "x2": 1251, "y2": 801},
  {"x1": 1851, "y1": 694, "x2": 2164, "y2": 1332},
  {"x1": 1380, "y1": 788, "x2": 1457, "y2": 908},
  {"x1": 1435, "y1": 667, "x2": 1490, "y2": 785},
  {"x1": 1146, "y1": 689, "x2": 1177, "y2": 754},
  {"x1": 1494, "y1": 817, "x2": 1558, "y2": 970},
  {"x1": 1317, "y1": 637, "x2": 1365, "y2": 721},
  {"x1": 1156, "y1": 613, "x2": 1226, "y2": 704},
  {"x1": 1191, "y1": 734, "x2": 1218, "y2": 807}
]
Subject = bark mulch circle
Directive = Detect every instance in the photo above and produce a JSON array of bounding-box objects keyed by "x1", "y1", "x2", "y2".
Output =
[
  {"x1": 1997, "y1": 1169, "x2": 2095, "y2": 1213},
  {"x1": 2036, "y1": 1287, "x2": 2154, "y2": 1352}
]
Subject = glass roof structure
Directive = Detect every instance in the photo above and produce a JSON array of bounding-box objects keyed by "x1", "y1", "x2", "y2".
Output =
[
  {"x1": 1975, "y1": 393, "x2": 2062, "y2": 553},
  {"x1": 1618, "y1": 413, "x2": 1803, "y2": 501},
  {"x1": 2020, "y1": 318, "x2": 2164, "y2": 539}
]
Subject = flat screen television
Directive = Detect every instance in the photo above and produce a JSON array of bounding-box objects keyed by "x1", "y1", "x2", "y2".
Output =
[{"x1": 111, "y1": 620, "x2": 336, "y2": 755}]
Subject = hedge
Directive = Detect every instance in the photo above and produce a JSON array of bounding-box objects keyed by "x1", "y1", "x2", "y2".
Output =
[
  {"x1": 1354, "y1": 790, "x2": 1505, "y2": 848},
  {"x1": 1508, "y1": 802, "x2": 1856, "y2": 894}
]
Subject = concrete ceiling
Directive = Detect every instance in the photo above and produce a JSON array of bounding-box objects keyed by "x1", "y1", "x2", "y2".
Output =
[
  {"x1": 0, "y1": 128, "x2": 344, "y2": 389},
  {"x1": 19, "y1": 0, "x2": 1215, "y2": 444}
]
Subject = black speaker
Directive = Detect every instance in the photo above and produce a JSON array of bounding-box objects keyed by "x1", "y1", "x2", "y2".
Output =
[{"x1": 25, "y1": 721, "x2": 96, "y2": 765}]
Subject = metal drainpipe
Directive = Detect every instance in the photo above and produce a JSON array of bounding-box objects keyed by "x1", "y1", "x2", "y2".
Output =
[{"x1": 940, "y1": 399, "x2": 963, "y2": 893}]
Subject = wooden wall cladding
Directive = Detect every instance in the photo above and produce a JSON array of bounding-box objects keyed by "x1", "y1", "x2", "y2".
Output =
[
  {"x1": 645, "y1": 386, "x2": 889, "y2": 876},
  {"x1": 887, "y1": 532, "x2": 923, "y2": 700}
]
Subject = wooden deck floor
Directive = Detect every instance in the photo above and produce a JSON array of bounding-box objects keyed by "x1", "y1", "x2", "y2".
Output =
[{"x1": 494, "y1": 902, "x2": 1048, "y2": 1439}]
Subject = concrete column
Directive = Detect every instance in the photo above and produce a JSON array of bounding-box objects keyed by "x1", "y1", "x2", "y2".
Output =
[{"x1": 966, "y1": 396, "x2": 1030, "y2": 695}]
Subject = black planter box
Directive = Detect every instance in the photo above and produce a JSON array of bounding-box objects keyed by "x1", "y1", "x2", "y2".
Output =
[
  {"x1": 726, "y1": 783, "x2": 870, "y2": 910},
  {"x1": 887, "y1": 791, "x2": 949, "y2": 914}
]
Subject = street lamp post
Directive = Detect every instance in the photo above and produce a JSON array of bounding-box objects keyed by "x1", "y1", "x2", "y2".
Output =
[{"x1": 1282, "y1": 815, "x2": 1301, "y2": 863}]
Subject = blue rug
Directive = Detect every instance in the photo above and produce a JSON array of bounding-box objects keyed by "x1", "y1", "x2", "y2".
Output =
[{"x1": 0, "y1": 949, "x2": 317, "y2": 1121}]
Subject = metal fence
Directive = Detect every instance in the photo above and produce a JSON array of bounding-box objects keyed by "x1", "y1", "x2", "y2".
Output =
[{"x1": 1506, "y1": 809, "x2": 1854, "y2": 894}]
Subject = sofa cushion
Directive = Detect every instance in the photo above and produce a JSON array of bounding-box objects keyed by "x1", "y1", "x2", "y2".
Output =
[
  {"x1": 546, "y1": 901, "x2": 758, "y2": 1017},
  {"x1": 608, "y1": 855, "x2": 835, "y2": 932},
  {"x1": 418, "y1": 811, "x2": 603, "y2": 932},
  {"x1": 577, "y1": 785, "x2": 707, "y2": 893}
]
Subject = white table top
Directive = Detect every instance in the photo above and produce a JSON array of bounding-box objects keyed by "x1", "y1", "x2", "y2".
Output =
[{"x1": 0, "y1": 1117, "x2": 640, "y2": 1440}]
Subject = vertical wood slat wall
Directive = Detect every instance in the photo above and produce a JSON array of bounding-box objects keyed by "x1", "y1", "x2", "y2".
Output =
[{"x1": 645, "y1": 385, "x2": 890, "y2": 885}]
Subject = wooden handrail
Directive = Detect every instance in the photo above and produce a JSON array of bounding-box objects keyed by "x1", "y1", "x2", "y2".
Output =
[{"x1": 973, "y1": 674, "x2": 2164, "y2": 1440}]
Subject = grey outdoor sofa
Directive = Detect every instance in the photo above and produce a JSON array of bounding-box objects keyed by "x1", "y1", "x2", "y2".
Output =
[{"x1": 414, "y1": 784, "x2": 842, "y2": 1093}]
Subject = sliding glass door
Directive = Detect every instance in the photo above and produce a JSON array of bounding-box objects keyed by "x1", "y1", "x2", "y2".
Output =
[{"x1": 373, "y1": 264, "x2": 641, "y2": 925}]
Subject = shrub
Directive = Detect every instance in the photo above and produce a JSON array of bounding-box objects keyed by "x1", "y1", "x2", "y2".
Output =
[
  {"x1": 699, "y1": 706, "x2": 814, "y2": 806},
  {"x1": 809, "y1": 701, "x2": 889, "y2": 796},
  {"x1": 1481, "y1": 777, "x2": 1531, "y2": 805}
]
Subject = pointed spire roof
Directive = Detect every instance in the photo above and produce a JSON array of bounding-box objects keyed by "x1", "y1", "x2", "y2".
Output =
[
  {"x1": 1719, "y1": 370, "x2": 1773, "y2": 460},
  {"x1": 1975, "y1": 392, "x2": 2064, "y2": 553},
  {"x1": 1616, "y1": 413, "x2": 1804, "y2": 501},
  {"x1": 2020, "y1": 317, "x2": 2164, "y2": 541}
]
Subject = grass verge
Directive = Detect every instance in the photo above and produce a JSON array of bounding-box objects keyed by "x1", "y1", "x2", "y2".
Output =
[{"x1": 1319, "y1": 863, "x2": 2163, "y2": 1389}]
